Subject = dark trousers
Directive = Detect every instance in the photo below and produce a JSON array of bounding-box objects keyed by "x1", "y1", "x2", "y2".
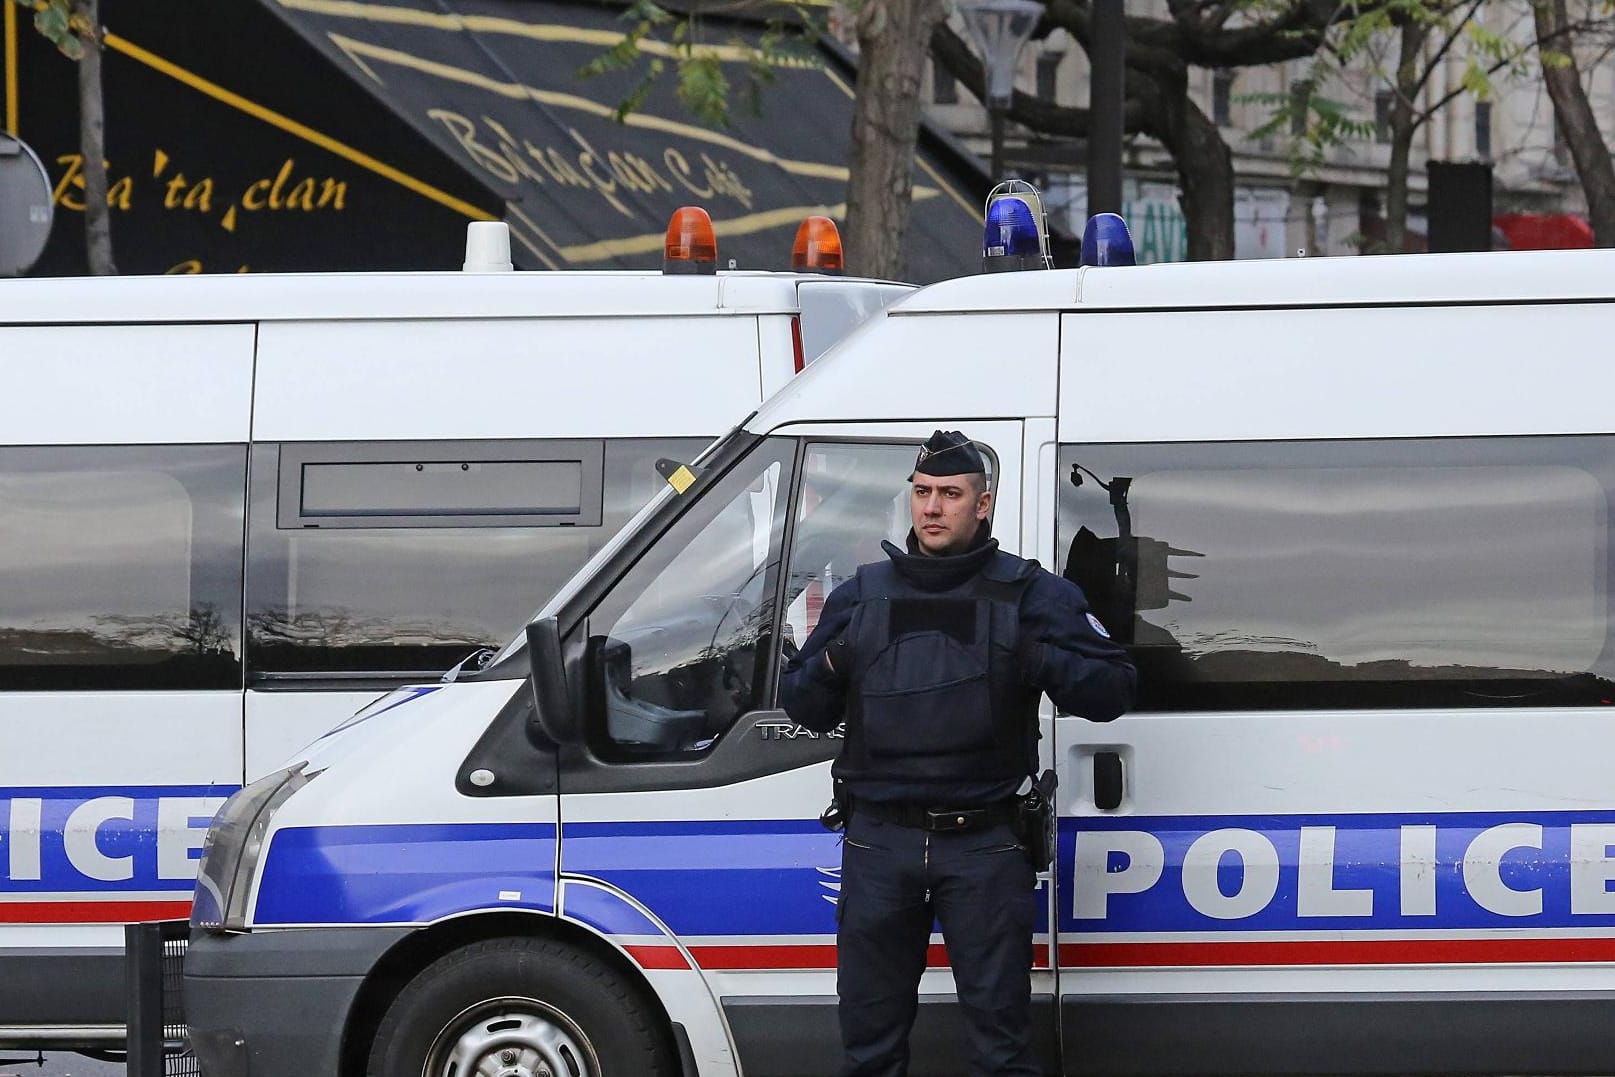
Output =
[{"x1": 836, "y1": 811, "x2": 1040, "y2": 1077}]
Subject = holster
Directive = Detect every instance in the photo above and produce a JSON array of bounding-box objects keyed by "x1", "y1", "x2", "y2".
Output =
[
  {"x1": 1016, "y1": 769, "x2": 1057, "y2": 869},
  {"x1": 820, "y1": 779, "x2": 851, "y2": 832}
]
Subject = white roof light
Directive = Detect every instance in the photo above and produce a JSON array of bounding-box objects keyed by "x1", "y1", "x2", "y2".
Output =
[{"x1": 463, "y1": 221, "x2": 514, "y2": 273}]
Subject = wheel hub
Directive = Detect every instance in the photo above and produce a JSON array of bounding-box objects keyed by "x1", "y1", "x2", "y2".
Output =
[
  {"x1": 426, "y1": 997, "x2": 594, "y2": 1077},
  {"x1": 489, "y1": 1051, "x2": 547, "y2": 1077}
]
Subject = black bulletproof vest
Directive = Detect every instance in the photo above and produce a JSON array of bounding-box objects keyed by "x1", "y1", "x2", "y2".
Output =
[{"x1": 836, "y1": 554, "x2": 1040, "y2": 788}]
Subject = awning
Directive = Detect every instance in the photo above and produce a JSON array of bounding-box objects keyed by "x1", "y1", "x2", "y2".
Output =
[
  {"x1": 5, "y1": 0, "x2": 985, "y2": 279},
  {"x1": 1493, "y1": 213, "x2": 1594, "y2": 251},
  {"x1": 261, "y1": 0, "x2": 985, "y2": 280}
]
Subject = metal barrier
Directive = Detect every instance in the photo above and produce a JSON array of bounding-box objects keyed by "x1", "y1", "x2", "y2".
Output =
[{"x1": 125, "y1": 921, "x2": 197, "y2": 1077}]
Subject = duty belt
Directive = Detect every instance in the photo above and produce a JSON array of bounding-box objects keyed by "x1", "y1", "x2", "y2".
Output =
[{"x1": 858, "y1": 798, "x2": 1019, "y2": 832}]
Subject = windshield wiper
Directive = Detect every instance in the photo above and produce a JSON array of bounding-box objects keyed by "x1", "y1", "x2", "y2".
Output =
[{"x1": 442, "y1": 647, "x2": 497, "y2": 683}]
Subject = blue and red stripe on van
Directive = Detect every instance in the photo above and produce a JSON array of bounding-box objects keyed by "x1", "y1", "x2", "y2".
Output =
[{"x1": 231, "y1": 809, "x2": 1615, "y2": 971}]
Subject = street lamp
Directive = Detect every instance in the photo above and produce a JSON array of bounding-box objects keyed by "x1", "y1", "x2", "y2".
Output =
[{"x1": 957, "y1": 0, "x2": 1042, "y2": 181}]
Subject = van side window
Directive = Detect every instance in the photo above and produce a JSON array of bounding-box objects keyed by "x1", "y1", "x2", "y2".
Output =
[
  {"x1": 245, "y1": 438, "x2": 704, "y2": 683},
  {"x1": 582, "y1": 438, "x2": 796, "y2": 757},
  {"x1": 0, "y1": 445, "x2": 246, "y2": 690},
  {"x1": 1057, "y1": 438, "x2": 1615, "y2": 711},
  {"x1": 779, "y1": 441, "x2": 926, "y2": 663}
]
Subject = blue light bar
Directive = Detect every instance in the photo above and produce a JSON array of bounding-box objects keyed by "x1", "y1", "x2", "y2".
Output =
[
  {"x1": 982, "y1": 196, "x2": 1044, "y2": 273},
  {"x1": 1080, "y1": 212, "x2": 1137, "y2": 267}
]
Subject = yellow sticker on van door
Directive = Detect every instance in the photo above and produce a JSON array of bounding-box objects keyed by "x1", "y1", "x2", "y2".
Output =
[{"x1": 667, "y1": 465, "x2": 697, "y2": 494}]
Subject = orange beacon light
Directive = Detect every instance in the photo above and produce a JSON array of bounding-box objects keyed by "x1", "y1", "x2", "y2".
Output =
[
  {"x1": 791, "y1": 216, "x2": 844, "y2": 274},
  {"x1": 663, "y1": 206, "x2": 718, "y2": 275}
]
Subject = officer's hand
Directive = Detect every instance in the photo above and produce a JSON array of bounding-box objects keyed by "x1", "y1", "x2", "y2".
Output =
[{"x1": 823, "y1": 637, "x2": 848, "y2": 676}]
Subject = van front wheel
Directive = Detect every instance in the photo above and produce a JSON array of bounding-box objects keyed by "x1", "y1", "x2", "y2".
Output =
[{"x1": 367, "y1": 937, "x2": 676, "y2": 1077}]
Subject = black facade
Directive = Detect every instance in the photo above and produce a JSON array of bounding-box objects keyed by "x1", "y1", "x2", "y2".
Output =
[{"x1": 4, "y1": 0, "x2": 984, "y2": 280}]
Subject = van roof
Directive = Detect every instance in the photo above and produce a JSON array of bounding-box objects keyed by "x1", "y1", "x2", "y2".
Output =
[
  {"x1": 891, "y1": 248, "x2": 1615, "y2": 314},
  {"x1": 0, "y1": 270, "x2": 886, "y2": 323}
]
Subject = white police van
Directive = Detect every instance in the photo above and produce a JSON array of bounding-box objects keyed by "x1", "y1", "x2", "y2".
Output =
[
  {"x1": 184, "y1": 219, "x2": 1615, "y2": 1077},
  {"x1": 0, "y1": 212, "x2": 905, "y2": 1051}
]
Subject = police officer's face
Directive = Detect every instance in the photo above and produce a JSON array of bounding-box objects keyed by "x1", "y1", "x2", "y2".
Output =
[{"x1": 910, "y1": 474, "x2": 991, "y2": 556}]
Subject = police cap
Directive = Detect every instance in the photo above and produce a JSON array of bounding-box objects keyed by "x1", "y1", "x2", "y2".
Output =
[{"x1": 909, "y1": 430, "x2": 986, "y2": 480}]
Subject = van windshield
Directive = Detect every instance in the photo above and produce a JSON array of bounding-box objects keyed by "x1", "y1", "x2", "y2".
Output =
[{"x1": 485, "y1": 424, "x2": 756, "y2": 670}]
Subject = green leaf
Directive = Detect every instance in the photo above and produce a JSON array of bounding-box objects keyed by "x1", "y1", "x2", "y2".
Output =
[
  {"x1": 31, "y1": 0, "x2": 85, "y2": 60},
  {"x1": 578, "y1": 22, "x2": 650, "y2": 79},
  {"x1": 614, "y1": 58, "x2": 665, "y2": 122},
  {"x1": 793, "y1": 6, "x2": 826, "y2": 46},
  {"x1": 676, "y1": 54, "x2": 731, "y2": 127},
  {"x1": 746, "y1": 53, "x2": 776, "y2": 84},
  {"x1": 1459, "y1": 58, "x2": 1492, "y2": 97},
  {"x1": 742, "y1": 49, "x2": 779, "y2": 116},
  {"x1": 587, "y1": 4, "x2": 815, "y2": 125},
  {"x1": 620, "y1": 0, "x2": 673, "y2": 26},
  {"x1": 33, "y1": 1, "x2": 70, "y2": 46}
]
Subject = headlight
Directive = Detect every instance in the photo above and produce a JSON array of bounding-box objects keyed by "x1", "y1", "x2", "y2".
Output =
[{"x1": 191, "y1": 764, "x2": 314, "y2": 933}]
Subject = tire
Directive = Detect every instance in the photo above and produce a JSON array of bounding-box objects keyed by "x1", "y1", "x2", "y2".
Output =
[{"x1": 367, "y1": 936, "x2": 677, "y2": 1077}]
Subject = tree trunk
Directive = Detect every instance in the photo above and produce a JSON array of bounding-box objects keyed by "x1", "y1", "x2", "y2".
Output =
[
  {"x1": 1176, "y1": 98, "x2": 1234, "y2": 260},
  {"x1": 1138, "y1": 74, "x2": 1234, "y2": 260},
  {"x1": 1532, "y1": 0, "x2": 1615, "y2": 245},
  {"x1": 73, "y1": 0, "x2": 115, "y2": 274},
  {"x1": 1383, "y1": 21, "x2": 1428, "y2": 253},
  {"x1": 845, "y1": 0, "x2": 948, "y2": 279}
]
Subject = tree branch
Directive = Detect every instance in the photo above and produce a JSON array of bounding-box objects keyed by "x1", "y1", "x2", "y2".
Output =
[
  {"x1": 1040, "y1": 0, "x2": 1188, "y2": 78},
  {"x1": 1411, "y1": 9, "x2": 1602, "y2": 124},
  {"x1": 1043, "y1": 0, "x2": 1361, "y2": 71},
  {"x1": 1165, "y1": 0, "x2": 1208, "y2": 38},
  {"x1": 1175, "y1": 0, "x2": 1346, "y2": 67},
  {"x1": 1202, "y1": 0, "x2": 1243, "y2": 35},
  {"x1": 1404, "y1": 0, "x2": 1485, "y2": 103}
]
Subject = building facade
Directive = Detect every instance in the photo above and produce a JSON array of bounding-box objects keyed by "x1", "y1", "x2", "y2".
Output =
[{"x1": 918, "y1": 0, "x2": 1612, "y2": 259}]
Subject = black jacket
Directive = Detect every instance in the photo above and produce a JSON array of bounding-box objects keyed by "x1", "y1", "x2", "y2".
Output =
[{"x1": 780, "y1": 530, "x2": 1138, "y2": 804}]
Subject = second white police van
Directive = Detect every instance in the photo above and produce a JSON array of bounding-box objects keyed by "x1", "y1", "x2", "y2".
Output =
[
  {"x1": 185, "y1": 234, "x2": 1615, "y2": 1077},
  {"x1": 0, "y1": 211, "x2": 902, "y2": 1050}
]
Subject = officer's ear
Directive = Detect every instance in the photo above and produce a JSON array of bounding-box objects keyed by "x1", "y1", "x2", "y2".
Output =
[{"x1": 975, "y1": 486, "x2": 993, "y2": 521}]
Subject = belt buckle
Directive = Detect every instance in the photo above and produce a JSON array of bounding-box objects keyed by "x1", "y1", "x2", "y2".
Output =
[{"x1": 926, "y1": 808, "x2": 976, "y2": 832}]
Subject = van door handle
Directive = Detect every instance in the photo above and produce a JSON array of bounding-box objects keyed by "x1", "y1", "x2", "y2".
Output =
[{"x1": 1094, "y1": 751, "x2": 1123, "y2": 810}]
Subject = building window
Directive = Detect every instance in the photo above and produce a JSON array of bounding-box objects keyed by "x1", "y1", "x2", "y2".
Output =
[
  {"x1": 1475, "y1": 101, "x2": 1492, "y2": 159},
  {"x1": 1212, "y1": 69, "x2": 1233, "y2": 127},
  {"x1": 1374, "y1": 89, "x2": 1394, "y2": 144},
  {"x1": 1036, "y1": 52, "x2": 1063, "y2": 102},
  {"x1": 1290, "y1": 80, "x2": 1308, "y2": 136},
  {"x1": 932, "y1": 59, "x2": 958, "y2": 105}
]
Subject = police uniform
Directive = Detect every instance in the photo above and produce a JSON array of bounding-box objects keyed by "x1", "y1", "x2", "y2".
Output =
[{"x1": 780, "y1": 431, "x2": 1137, "y2": 1077}]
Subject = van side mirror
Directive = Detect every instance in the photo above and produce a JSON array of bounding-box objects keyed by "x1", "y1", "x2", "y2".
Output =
[{"x1": 525, "y1": 617, "x2": 575, "y2": 745}]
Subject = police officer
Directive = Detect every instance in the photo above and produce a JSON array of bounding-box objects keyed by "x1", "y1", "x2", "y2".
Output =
[{"x1": 780, "y1": 430, "x2": 1137, "y2": 1077}]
